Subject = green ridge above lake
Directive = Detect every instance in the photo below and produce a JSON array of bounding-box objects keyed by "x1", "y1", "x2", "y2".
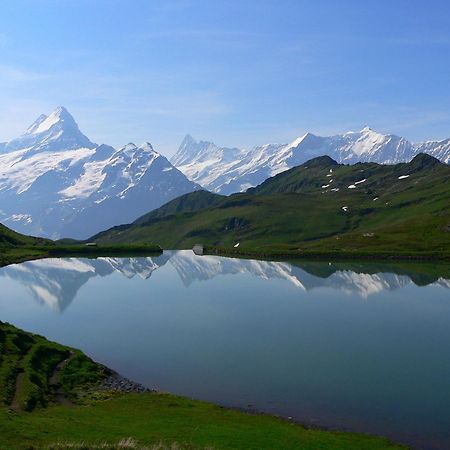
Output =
[
  {"x1": 92, "y1": 154, "x2": 450, "y2": 258},
  {"x1": 0, "y1": 220, "x2": 162, "y2": 267}
]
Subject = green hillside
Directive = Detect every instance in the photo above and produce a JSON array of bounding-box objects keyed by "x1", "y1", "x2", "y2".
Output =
[
  {"x1": 0, "y1": 223, "x2": 49, "y2": 247},
  {"x1": 0, "y1": 224, "x2": 52, "y2": 266},
  {"x1": 93, "y1": 154, "x2": 450, "y2": 259},
  {"x1": 0, "y1": 321, "x2": 105, "y2": 412},
  {"x1": 0, "y1": 221, "x2": 162, "y2": 267},
  {"x1": 135, "y1": 189, "x2": 224, "y2": 223}
]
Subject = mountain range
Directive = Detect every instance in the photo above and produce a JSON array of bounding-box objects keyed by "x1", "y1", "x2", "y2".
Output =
[
  {"x1": 0, "y1": 107, "x2": 200, "y2": 239},
  {"x1": 1, "y1": 107, "x2": 450, "y2": 241},
  {"x1": 171, "y1": 129, "x2": 450, "y2": 194}
]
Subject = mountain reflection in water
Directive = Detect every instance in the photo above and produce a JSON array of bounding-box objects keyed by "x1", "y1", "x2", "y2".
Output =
[
  {"x1": 2, "y1": 251, "x2": 450, "y2": 449},
  {"x1": 1, "y1": 251, "x2": 449, "y2": 313}
]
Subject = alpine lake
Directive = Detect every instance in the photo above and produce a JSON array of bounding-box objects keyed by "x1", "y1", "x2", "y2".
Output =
[{"x1": 1, "y1": 250, "x2": 450, "y2": 450}]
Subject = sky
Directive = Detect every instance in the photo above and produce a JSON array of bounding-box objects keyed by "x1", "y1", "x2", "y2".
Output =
[{"x1": 0, "y1": 0, "x2": 450, "y2": 157}]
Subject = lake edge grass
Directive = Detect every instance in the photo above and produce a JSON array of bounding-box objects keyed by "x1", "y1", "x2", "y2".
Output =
[
  {"x1": 0, "y1": 321, "x2": 406, "y2": 450},
  {"x1": 204, "y1": 244, "x2": 450, "y2": 262}
]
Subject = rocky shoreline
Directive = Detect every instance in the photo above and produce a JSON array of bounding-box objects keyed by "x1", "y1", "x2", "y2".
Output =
[{"x1": 99, "y1": 371, "x2": 155, "y2": 394}]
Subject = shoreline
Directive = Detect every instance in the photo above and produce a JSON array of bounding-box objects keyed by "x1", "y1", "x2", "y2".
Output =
[
  {"x1": 0, "y1": 298, "x2": 412, "y2": 450},
  {"x1": 0, "y1": 248, "x2": 445, "y2": 448},
  {"x1": 204, "y1": 245, "x2": 450, "y2": 262},
  {"x1": 82, "y1": 369, "x2": 408, "y2": 450},
  {"x1": 0, "y1": 244, "x2": 163, "y2": 268},
  {"x1": 2, "y1": 244, "x2": 450, "y2": 270}
]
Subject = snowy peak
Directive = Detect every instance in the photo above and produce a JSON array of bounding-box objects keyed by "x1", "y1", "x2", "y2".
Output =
[
  {"x1": 115, "y1": 142, "x2": 160, "y2": 162},
  {"x1": 358, "y1": 126, "x2": 388, "y2": 141},
  {"x1": 120, "y1": 142, "x2": 139, "y2": 153},
  {"x1": 351, "y1": 127, "x2": 392, "y2": 156},
  {"x1": 139, "y1": 141, "x2": 154, "y2": 151},
  {"x1": 0, "y1": 111, "x2": 200, "y2": 239},
  {"x1": 285, "y1": 132, "x2": 312, "y2": 151},
  {"x1": 170, "y1": 135, "x2": 194, "y2": 166},
  {"x1": 179, "y1": 134, "x2": 197, "y2": 151},
  {"x1": 359, "y1": 126, "x2": 394, "y2": 142},
  {"x1": 25, "y1": 106, "x2": 76, "y2": 136},
  {"x1": 4, "y1": 106, "x2": 95, "y2": 153},
  {"x1": 171, "y1": 134, "x2": 207, "y2": 166},
  {"x1": 285, "y1": 132, "x2": 327, "y2": 154},
  {"x1": 360, "y1": 126, "x2": 374, "y2": 133},
  {"x1": 25, "y1": 114, "x2": 49, "y2": 135},
  {"x1": 415, "y1": 138, "x2": 450, "y2": 164},
  {"x1": 138, "y1": 142, "x2": 158, "y2": 155},
  {"x1": 182, "y1": 134, "x2": 196, "y2": 144},
  {"x1": 171, "y1": 135, "x2": 241, "y2": 166}
]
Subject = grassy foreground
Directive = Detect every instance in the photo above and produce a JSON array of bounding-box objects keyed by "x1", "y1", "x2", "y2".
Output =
[
  {"x1": 0, "y1": 321, "x2": 404, "y2": 450},
  {"x1": 0, "y1": 393, "x2": 405, "y2": 450}
]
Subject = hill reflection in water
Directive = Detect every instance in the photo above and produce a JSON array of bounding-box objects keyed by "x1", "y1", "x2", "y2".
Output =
[{"x1": 1, "y1": 251, "x2": 449, "y2": 313}]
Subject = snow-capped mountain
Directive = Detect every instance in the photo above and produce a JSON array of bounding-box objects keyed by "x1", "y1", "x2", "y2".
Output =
[
  {"x1": 2, "y1": 251, "x2": 449, "y2": 313},
  {"x1": 3, "y1": 106, "x2": 96, "y2": 154},
  {"x1": 415, "y1": 138, "x2": 450, "y2": 163},
  {"x1": 0, "y1": 107, "x2": 200, "y2": 238},
  {"x1": 171, "y1": 128, "x2": 450, "y2": 194},
  {"x1": 171, "y1": 135, "x2": 244, "y2": 192}
]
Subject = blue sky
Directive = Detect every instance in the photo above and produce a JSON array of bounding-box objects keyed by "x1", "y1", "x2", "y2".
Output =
[{"x1": 0, "y1": 0, "x2": 450, "y2": 156}]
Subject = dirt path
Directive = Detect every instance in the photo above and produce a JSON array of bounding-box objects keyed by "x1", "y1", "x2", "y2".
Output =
[
  {"x1": 49, "y1": 352, "x2": 75, "y2": 407},
  {"x1": 10, "y1": 351, "x2": 75, "y2": 411},
  {"x1": 10, "y1": 370, "x2": 25, "y2": 411}
]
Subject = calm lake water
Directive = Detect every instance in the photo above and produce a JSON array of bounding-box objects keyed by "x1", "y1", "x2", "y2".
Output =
[{"x1": 1, "y1": 251, "x2": 450, "y2": 449}]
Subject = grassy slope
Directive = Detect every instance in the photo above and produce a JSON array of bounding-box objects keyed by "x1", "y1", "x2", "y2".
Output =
[
  {"x1": 0, "y1": 321, "x2": 105, "y2": 411},
  {"x1": 0, "y1": 216, "x2": 163, "y2": 267},
  {"x1": 93, "y1": 154, "x2": 450, "y2": 258},
  {"x1": 0, "y1": 322, "x2": 403, "y2": 449},
  {"x1": 0, "y1": 223, "x2": 49, "y2": 247},
  {"x1": 0, "y1": 221, "x2": 162, "y2": 268},
  {"x1": 0, "y1": 223, "x2": 51, "y2": 265}
]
